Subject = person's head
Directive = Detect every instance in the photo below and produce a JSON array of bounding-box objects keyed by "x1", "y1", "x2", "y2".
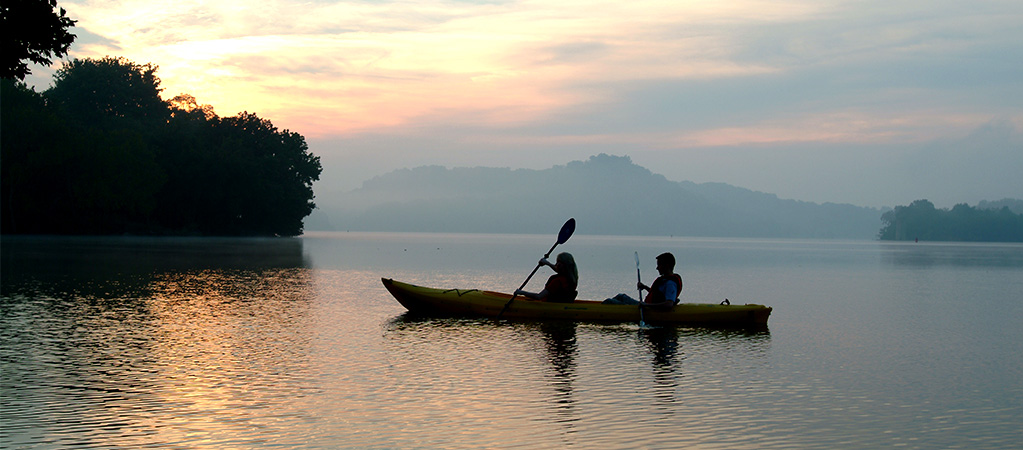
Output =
[
  {"x1": 655, "y1": 252, "x2": 675, "y2": 275},
  {"x1": 555, "y1": 252, "x2": 579, "y2": 285}
]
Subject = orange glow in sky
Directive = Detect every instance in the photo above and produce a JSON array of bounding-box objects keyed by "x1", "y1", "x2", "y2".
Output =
[
  {"x1": 59, "y1": 1, "x2": 827, "y2": 137},
  {"x1": 36, "y1": 0, "x2": 1023, "y2": 206}
]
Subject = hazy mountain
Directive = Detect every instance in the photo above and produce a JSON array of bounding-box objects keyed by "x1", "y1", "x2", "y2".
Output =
[{"x1": 310, "y1": 154, "x2": 884, "y2": 238}]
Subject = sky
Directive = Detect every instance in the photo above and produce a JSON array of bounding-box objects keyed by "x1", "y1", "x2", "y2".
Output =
[{"x1": 27, "y1": 0, "x2": 1023, "y2": 208}]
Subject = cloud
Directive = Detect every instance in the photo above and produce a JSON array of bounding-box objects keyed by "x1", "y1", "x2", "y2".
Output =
[
  {"x1": 41, "y1": 0, "x2": 1023, "y2": 206},
  {"x1": 58, "y1": 1, "x2": 829, "y2": 132}
]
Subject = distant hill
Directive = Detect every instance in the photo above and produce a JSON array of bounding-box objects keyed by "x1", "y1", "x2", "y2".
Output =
[{"x1": 310, "y1": 154, "x2": 884, "y2": 238}]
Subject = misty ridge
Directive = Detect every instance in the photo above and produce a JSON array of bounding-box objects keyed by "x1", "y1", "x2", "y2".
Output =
[{"x1": 310, "y1": 154, "x2": 887, "y2": 238}]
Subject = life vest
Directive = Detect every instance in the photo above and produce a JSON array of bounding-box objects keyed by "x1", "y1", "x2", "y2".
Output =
[
  {"x1": 645, "y1": 274, "x2": 683, "y2": 304},
  {"x1": 545, "y1": 273, "x2": 578, "y2": 303}
]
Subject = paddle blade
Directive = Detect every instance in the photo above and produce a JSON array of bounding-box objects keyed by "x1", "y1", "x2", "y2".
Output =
[
  {"x1": 634, "y1": 251, "x2": 640, "y2": 267},
  {"x1": 557, "y1": 218, "x2": 576, "y2": 244}
]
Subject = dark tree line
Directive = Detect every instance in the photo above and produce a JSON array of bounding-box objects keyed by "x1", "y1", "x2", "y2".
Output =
[
  {"x1": 878, "y1": 199, "x2": 1023, "y2": 242},
  {"x1": 2, "y1": 56, "x2": 322, "y2": 236}
]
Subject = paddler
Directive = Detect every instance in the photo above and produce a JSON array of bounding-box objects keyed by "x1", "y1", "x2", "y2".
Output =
[
  {"x1": 514, "y1": 252, "x2": 579, "y2": 303},
  {"x1": 637, "y1": 252, "x2": 683, "y2": 309},
  {"x1": 604, "y1": 252, "x2": 682, "y2": 308}
]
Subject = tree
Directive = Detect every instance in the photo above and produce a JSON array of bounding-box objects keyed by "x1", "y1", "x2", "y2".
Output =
[
  {"x1": 1, "y1": 0, "x2": 76, "y2": 80},
  {"x1": 42, "y1": 57, "x2": 168, "y2": 232},
  {"x1": 195, "y1": 112, "x2": 321, "y2": 236},
  {"x1": 1, "y1": 78, "x2": 56, "y2": 232},
  {"x1": 3, "y1": 56, "x2": 322, "y2": 236},
  {"x1": 47, "y1": 57, "x2": 169, "y2": 128},
  {"x1": 2, "y1": 75, "x2": 165, "y2": 234},
  {"x1": 878, "y1": 199, "x2": 1023, "y2": 242}
]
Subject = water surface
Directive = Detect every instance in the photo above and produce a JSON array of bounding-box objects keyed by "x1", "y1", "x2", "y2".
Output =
[{"x1": 2, "y1": 233, "x2": 1021, "y2": 449}]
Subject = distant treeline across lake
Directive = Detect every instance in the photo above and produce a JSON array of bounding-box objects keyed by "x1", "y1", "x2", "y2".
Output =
[{"x1": 879, "y1": 199, "x2": 1023, "y2": 242}]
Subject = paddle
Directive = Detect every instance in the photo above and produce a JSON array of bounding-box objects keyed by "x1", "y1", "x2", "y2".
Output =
[
  {"x1": 496, "y1": 218, "x2": 576, "y2": 319},
  {"x1": 635, "y1": 251, "x2": 647, "y2": 328}
]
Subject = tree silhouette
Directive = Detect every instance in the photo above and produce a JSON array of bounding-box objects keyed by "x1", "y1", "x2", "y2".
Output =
[
  {"x1": 1, "y1": 57, "x2": 321, "y2": 236},
  {"x1": 879, "y1": 199, "x2": 1023, "y2": 242},
  {"x1": 1, "y1": 0, "x2": 76, "y2": 80},
  {"x1": 47, "y1": 57, "x2": 169, "y2": 128}
]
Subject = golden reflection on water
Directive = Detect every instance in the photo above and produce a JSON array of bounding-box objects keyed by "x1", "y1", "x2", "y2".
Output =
[
  {"x1": 0, "y1": 238, "x2": 318, "y2": 449},
  {"x1": 134, "y1": 268, "x2": 316, "y2": 448}
]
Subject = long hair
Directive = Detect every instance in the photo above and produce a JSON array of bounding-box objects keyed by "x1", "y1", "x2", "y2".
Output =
[{"x1": 556, "y1": 252, "x2": 579, "y2": 286}]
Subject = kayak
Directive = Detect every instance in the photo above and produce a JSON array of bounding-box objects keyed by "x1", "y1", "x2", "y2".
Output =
[{"x1": 382, "y1": 278, "x2": 772, "y2": 326}]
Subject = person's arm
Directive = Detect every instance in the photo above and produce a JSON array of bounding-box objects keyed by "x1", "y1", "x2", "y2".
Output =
[{"x1": 514, "y1": 288, "x2": 549, "y2": 300}]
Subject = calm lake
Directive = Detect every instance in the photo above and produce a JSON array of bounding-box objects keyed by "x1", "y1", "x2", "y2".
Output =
[{"x1": 2, "y1": 232, "x2": 1022, "y2": 449}]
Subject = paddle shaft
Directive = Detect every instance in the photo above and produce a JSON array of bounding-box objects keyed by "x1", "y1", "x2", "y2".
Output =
[
  {"x1": 635, "y1": 252, "x2": 643, "y2": 299},
  {"x1": 636, "y1": 251, "x2": 645, "y2": 326}
]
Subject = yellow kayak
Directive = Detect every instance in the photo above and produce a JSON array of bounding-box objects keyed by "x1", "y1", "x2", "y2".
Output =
[{"x1": 382, "y1": 278, "x2": 772, "y2": 326}]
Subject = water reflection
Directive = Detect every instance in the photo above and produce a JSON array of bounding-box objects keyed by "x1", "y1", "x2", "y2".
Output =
[
  {"x1": 537, "y1": 322, "x2": 578, "y2": 422},
  {"x1": 384, "y1": 317, "x2": 585, "y2": 431},
  {"x1": 881, "y1": 241, "x2": 1023, "y2": 268},
  {"x1": 642, "y1": 326, "x2": 681, "y2": 369},
  {"x1": 0, "y1": 237, "x2": 317, "y2": 448},
  {"x1": 384, "y1": 316, "x2": 771, "y2": 425},
  {"x1": 1, "y1": 236, "x2": 308, "y2": 299},
  {"x1": 641, "y1": 326, "x2": 681, "y2": 402}
]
